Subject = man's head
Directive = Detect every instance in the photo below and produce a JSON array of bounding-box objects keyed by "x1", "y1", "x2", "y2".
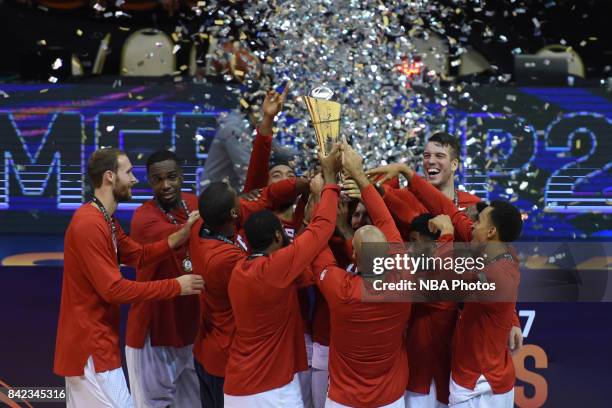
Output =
[
  {"x1": 146, "y1": 150, "x2": 183, "y2": 209},
  {"x1": 409, "y1": 213, "x2": 441, "y2": 243},
  {"x1": 268, "y1": 163, "x2": 296, "y2": 185},
  {"x1": 198, "y1": 182, "x2": 240, "y2": 232},
  {"x1": 351, "y1": 202, "x2": 372, "y2": 230},
  {"x1": 471, "y1": 201, "x2": 523, "y2": 244},
  {"x1": 423, "y1": 132, "x2": 460, "y2": 188},
  {"x1": 244, "y1": 210, "x2": 290, "y2": 253},
  {"x1": 87, "y1": 148, "x2": 137, "y2": 202},
  {"x1": 267, "y1": 149, "x2": 296, "y2": 186},
  {"x1": 353, "y1": 225, "x2": 388, "y2": 271}
]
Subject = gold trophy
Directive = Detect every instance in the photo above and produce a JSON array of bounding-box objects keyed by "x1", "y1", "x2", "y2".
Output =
[{"x1": 304, "y1": 86, "x2": 341, "y2": 155}]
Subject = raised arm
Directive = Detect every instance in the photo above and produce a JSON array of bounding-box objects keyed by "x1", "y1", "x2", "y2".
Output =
[
  {"x1": 118, "y1": 210, "x2": 200, "y2": 269},
  {"x1": 75, "y1": 220, "x2": 189, "y2": 304},
  {"x1": 341, "y1": 141, "x2": 402, "y2": 243},
  {"x1": 409, "y1": 173, "x2": 474, "y2": 242},
  {"x1": 243, "y1": 85, "x2": 289, "y2": 191},
  {"x1": 243, "y1": 128, "x2": 273, "y2": 192},
  {"x1": 130, "y1": 205, "x2": 183, "y2": 282},
  {"x1": 263, "y1": 145, "x2": 342, "y2": 287},
  {"x1": 265, "y1": 185, "x2": 340, "y2": 288},
  {"x1": 239, "y1": 177, "x2": 309, "y2": 224},
  {"x1": 381, "y1": 185, "x2": 427, "y2": 232}
]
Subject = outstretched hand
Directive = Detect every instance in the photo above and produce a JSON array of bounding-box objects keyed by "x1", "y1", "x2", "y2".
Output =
[
  {"x1": 262, "y1": 83, "x2": 290, "y2": 119},
  {"x1": 319, "y1": 144, "x2": 342, "y2": 183},
  {"x1": 365, "y1": 163, "x2": 413, "y2": 186},
  {"x1": 341, "y1": 141, "x2": 364, "y2": 179}
]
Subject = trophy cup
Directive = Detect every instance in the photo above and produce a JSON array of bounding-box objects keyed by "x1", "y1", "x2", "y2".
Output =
[{"x1": 304, "y1": 86, "x2": 342, "y2": 155}]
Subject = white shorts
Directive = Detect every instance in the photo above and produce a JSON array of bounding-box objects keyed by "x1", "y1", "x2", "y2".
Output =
[
  {"x1": 65, "y1": 356, "x2": 133, "y2": 408},
  {"x1": 312, "y1": 342, "x2": 329, "y2": 371},
  {"x1": 224, "y1": 373, "x2": 303, "y2": 408},
  {"x1": 449, "y1": 375, "x2": 514, "y2": 408},
  {"x1": 325, "y1": 394, "x2": 405, "y2": 408},
  {"x1": 405, "y1": 380, "x2": 448, "y2": 408},
  {"x1": 305, "y1": 333, "x2": 313, "y2": 366},
  {"x1": 125, "y1": 335, "x2": 199, "y2": 408}
]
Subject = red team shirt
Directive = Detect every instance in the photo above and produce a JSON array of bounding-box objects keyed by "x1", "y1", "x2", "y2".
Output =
[
  {"x1": 312, "y1": 236, "x2": 354, "y2": 347},
  {"x1": 189, "y1": 180, "x2": 299, "y2": 378},
  {"x1": 223, "y1": 185, "x2": 340, "y2": 396},
  {"x1": 190, "y1": 223, "x2": 246, "y2": 377},
  {"x1": 243, "y1": 128, "x2": 273, "y2": 193},
  {"x1": 450, "y1": 245, "x2": 521, "y2": 394},
  {"x1": 54, "y1": 204, "x2": 181, "y2": 376},
  {"x1": 405, "y1": 234, "x2": 457, "y2": 403},
  {"x1": 384, "y1": 174, "x2": 480, "y2": 403},
  {"x1": 407, "y1": 173, "x2": 520, "y2": 398},
  {"x1": 313, "y1": 184, "x2": 412, "y2": 408},
  {"x1": 126, "y1": 193, "x2": 200, "y2": 349},
  {"x1": 408, "y1": 174, "x2": 481, "y2": 242}
]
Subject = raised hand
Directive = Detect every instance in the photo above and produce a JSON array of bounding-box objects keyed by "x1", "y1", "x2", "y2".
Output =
[
  {"x1": 341, "y1": 141, "x2": 371, "y2": 190},
  {"x1": 319, "y1": 144, "x2": 342, "y2": 184},
  {"x1": 259, "y1": 83, "x2": 290, "y2": 135},
  {"x1": 341, "y1": 141, "x2": 364, "y2": 179},
  {"x1": 262, "y1": 83, "x2": 290, "y2": 119},
  {"x1": 365, "y1": 163, "x2": 413, "y2": 186}
]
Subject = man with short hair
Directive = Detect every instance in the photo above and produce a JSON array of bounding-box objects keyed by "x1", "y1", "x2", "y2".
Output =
[
  {"x1": 428, "y1": 200, "x2": 523, "y2": 408},
  {"x1": 368, "y1": 132, "x2": 480, "y2": 240},
  {"x1": 368, "y1": 137, "x2": 523, "y2": 407},
  {"x1": 125, "y1": 149, "x2": 201, "y2": 408},
  {"x1": 404, "y1": 212, "x2": 456, "y2": 408},
  {"x1": 54, "y1": 147, "x2": 204, "y2": 408},
  {"x1": 190, "y1": 170, "x2": 309, "y2": 407},
  {"x1": 190, "y1": 181, "x2": 246, "y2": 408},
  {"x1": 312, "y1": 143, "x2": 412, "y2": 408},
  {"x1": 222, "y1": 145, "x2": 342, "y2": 407}
]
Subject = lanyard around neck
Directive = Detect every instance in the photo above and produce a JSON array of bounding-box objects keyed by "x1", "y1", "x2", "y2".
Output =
[{"x1": 91, "y1": 196, "x2": 120, "y2": 262}]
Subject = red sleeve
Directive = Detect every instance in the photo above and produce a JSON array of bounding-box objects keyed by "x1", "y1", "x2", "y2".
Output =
[
  {"x1": 75, "y1": 219, "x2": 181, "y2": 304},
  {"x1": 264, "y1": 185, "x2": 340, "y2": 288},
  {"x1": 382, "y1": 185, "x2": 427, "y2": 232},
  {"x1": 384, "y1": 176, "x2": 400, "y2": 189},
  {"x1": 243, "y1": 128, "x2": 272, "y2": 192},
  {"x1": 311, "y1": 246, "x2": 337, "y2": 276},
  {"x1": 512, "y1": 310, "x2": 521, "y2": 327},
  {"x1": 314, "y1": 257, "x2": 359, "y2": 308},
  {"x1": 361, "y1": 184, "x2": 402, "y2": 243},
  {"x1": 130, "y1": 205, "x2": 183, "y2": 282},
  {"x1": 240, "y1": 178, "x2": 299, "y2": 224},
  {"x1": 115, "y1": 221, "x2": 176, "y2": 271},
  {"x1": 130, "y1": 205, "x2": 181, "y2": 245},
  {"x1": 409, "y1": 174, "x2": 474, "y2": 242}
]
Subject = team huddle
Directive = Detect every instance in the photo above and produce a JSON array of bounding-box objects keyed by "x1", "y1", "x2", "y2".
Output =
[{"x1": 54, "y1": 88, "x2": 524, "y2": 408}]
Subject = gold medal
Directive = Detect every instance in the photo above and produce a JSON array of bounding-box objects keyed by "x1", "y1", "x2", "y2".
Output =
[{"x1": 182, "y1": 258, "x2": 193, "y2": 273}]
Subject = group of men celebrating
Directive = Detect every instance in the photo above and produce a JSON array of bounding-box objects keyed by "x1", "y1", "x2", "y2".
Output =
[{"x1": 54, "y1": 85, "x2": 524, "y2": 408}]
